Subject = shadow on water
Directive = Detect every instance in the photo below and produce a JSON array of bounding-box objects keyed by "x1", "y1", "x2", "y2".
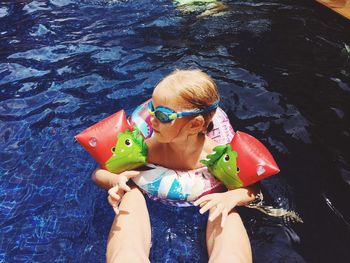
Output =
[
  {"x1": 225, "y1": 2, "x2": 350, "y2": 261},
  {"x1": 0, "y1": 0, "x2": 349, "y2": 262}
]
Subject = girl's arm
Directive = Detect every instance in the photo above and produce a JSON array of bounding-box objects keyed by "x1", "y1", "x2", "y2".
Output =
[
  {"x1": 91, "y1": 168, "x2": 141, "y2": 190},
  {"x1": 227, "y1": 184, "x2": 260, "y2": 206},
  {"x1": 91, "y1": 168, "x2": 140, "y2": 214},
  {"x1": 194, "y1": 184, "x2": 261, "y2": 227},
  {"x1": 92, "y1": 168, "x2": 119, "y2": 190}
]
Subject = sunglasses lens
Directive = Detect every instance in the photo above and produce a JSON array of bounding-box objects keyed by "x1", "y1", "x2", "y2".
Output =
[{"x1": 155, "y1": 111, "x2": 170, "y2": 122}]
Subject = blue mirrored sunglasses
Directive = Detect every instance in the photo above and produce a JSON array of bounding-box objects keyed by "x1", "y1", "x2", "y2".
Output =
[{"x1": 148, "y1": 100, "x2": 219, "y2": 123}]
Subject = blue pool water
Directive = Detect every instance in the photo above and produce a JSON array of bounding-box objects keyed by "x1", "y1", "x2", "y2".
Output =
[{"x1": 1, "y1": 0, "x2": 350, "y2": 262}]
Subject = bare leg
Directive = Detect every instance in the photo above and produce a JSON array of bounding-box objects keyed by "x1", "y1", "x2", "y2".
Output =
[
  {"x1": 206, "y1": 208, "x2": 252, "y2": 263},
  {"x1": 106, "y1": 186, "x2": 151, "y2": 263}
]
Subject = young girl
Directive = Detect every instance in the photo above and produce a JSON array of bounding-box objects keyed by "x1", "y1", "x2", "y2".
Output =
[{"x1": 92, "y1": 69, "x2": 258, "y2": 263}]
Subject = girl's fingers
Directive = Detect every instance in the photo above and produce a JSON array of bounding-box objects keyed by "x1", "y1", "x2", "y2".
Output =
[
  {"x1": 108, "y1": 187, "x2": 121, "y2": 200},
  {"x1": 107, "y1": 195, "x2": 118, "y2": 207},
  {"x1": 108, "y1": 196, "x2": 120, "y2": 215},
  {"x1": 120, "y1": 170, "x2": 140, "y2": 179},
  {"x1": 108, "y1": 185, "x2": 119, "y2": 193},
  {"x1": 208, "y1": 205, "x2": 223, "y2": 222},
  {"x1": 119, "y1": 180, "x2": 131, "y2": 192},
  {"x1": 113, "y1": 206, "x2": 119, "y2": 215},
  {"x1": 107, "y1": 195, "x2": 113, "y2": 206},
  {"x1": 199, "y1": 200, "x2": 218, "y2": 214},
  {"x1": 220, "y1": 208, "x2": 229, "y2": 228},
  {"x1": 199, "y1": 200, "x2": 208, "y2": 208},
  {"x1": 194, "y1": 193, "x2": 217, "y2": 206}
]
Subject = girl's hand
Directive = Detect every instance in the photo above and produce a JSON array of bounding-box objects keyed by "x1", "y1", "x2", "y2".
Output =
[
  {"x1": 108, "y1": 186, "x2": 125, "y2": 215},
  {"x1": 194, "y1": 191, "x2": 241, "y2": 228},
  {"x1": 107, "y1": 170, "x2": 140, "y2": 214}
]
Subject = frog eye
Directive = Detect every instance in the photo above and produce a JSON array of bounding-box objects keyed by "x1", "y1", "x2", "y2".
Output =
[
  {"x1": 223, "y1": 154, "x2": 230, "y2": 162},
  {"x1": 125, "y1": 138, "x2": 132, "y2": 147},
  {"x1": 237, "y1": 167, "x2": 240, "y2": 173},
  {"x1": 111, "y1": 147, "x2": 116, "y2": 153}
]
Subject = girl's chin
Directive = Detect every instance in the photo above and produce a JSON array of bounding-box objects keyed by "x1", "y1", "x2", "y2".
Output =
[
  {"x1": 153, "y1": 133, "x2": 169, "y2": 143},
  {"x1": 152, "y1": 132, "x2": 161, "y2": 139}
]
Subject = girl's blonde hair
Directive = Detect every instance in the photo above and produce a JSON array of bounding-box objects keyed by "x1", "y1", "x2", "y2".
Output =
[{"x1": 157, "y1": 69, "x2": 220, "y2": 132}]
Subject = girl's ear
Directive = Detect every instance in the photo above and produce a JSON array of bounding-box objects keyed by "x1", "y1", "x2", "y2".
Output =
[{"x1": 188, "y1": 115, "x2": 205, "y2": 134}]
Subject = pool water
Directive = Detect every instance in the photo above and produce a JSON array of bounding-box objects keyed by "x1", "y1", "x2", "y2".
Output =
[{"x1": 1, "y1": 0, "x2": 350, "y2": 262}]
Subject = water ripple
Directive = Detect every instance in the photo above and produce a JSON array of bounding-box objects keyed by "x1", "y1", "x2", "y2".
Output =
[
  {"x1": 0, "y1": 6, "x2": 9, "y2": 18},
  {"x1": 0, "y1": 63, "x2": 50, "y2": 86},
  {"x1": 23, "y1": 1, "x2": 51, "y2": 14}
]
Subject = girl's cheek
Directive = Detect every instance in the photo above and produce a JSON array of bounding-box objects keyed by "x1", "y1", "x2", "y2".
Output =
[{"x1": 150, "y1": 116, "x2": 159, "y2": 129}]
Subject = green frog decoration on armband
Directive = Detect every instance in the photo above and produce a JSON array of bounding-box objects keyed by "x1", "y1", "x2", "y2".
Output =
[
  {"x1": 105, "y1": 128, "x2": 147, "y2": 173},
  {"x1": 200, "y1": 144, "x2": 243, "y2": 190}
]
